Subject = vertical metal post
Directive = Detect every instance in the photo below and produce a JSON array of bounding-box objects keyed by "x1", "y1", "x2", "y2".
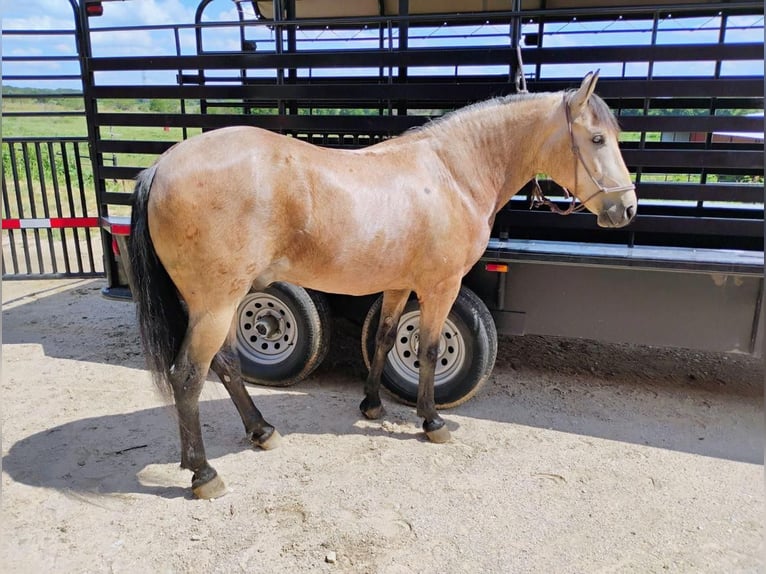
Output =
[
  {"x1": 22, "y1": 142, "x2": 45, "y2": 273},
  {"x1": 397, "y1": 0, "x2": 409, "y2": 117},
  {"x1": 1, "y1": 162, "x2": 20, "y2": 274},
  {"x1": 194, "y1": 0, "x2": 214, "y2": 117},
  {"x1": 173, "y1": 27, "x2": 188, "y2": 139},
  {"x1": 74, "y1": 1, "x2": 110, "y2": 280},
  {"x1": 9, "y1": 144, "x2": 31, "y2": 273},
  {"x1": 48, "y1": 140, "x2": 72, "y2": 274},
  {"x1": 634, "y1": 10, "x2": 660, "y2": 207},
  {"x1": 61, "y1": 141, "x2": 85, "y2": 274},
  {"x1": 74, "y1": 141, "x2": 97, "y2": 273},
  {"x1": 34, "y1": 141, "x2": 58, "y2": 274},
  {"x1": 699, "y1": 13, "x2": 728, "y2": 210},
  {"x1": 274, "y1": 0, "x2": 286, "y2": 117},
  {"x1": 285, "y1": 0, "x2": 298, "y2": 118}
]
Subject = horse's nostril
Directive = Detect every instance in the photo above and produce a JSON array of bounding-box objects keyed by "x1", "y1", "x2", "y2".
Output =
[{"x1": 626, "y1": 205, "x2": 636, "y2": 219}]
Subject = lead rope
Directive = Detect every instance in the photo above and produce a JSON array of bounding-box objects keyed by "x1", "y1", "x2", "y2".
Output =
[
  {"x1": 515, "y1": 45, "x2": 528, "y2": 95},
  {"x1": 516, "y1": 46, "x2": 570, "y2": 214}
]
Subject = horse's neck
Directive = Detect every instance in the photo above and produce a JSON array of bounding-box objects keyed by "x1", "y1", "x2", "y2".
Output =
[{"x1": 431, "y1": 93, "x2": 560, "y2": 214}]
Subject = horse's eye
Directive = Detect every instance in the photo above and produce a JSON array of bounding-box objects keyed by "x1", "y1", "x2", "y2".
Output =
[{"x1": 592, "y1": 134, "x2": 605, "y2": 145}]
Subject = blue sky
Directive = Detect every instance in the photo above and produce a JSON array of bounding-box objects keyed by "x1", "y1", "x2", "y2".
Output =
[{"x1": 2, "y1": 0, "x2": 763, "y2": 90}]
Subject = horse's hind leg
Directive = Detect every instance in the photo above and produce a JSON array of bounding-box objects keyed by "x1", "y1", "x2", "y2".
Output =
[
  {"x1": 415, "y1": 281, "x2": 461, "y2": 443},
  {"x1": 360, "y1": 289, "x2": 410, "y2": 419},
  {"x1": 210, "y1": 345, "x2": 281, "y2": 450},
  {"x1": 169, "y1": 306, "x2": 237, "y2": 499}
]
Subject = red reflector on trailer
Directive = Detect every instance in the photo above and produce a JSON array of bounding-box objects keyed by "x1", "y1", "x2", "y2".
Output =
[
  {"x1": 485, "y1": 263, "x2": 508, "y2": 273},
  {"x1": 109, "y1": 223, "x2": 132, "y2": 235},
  {"x1": 86, "y1": 2, "x2": 103, "y2": 16}
]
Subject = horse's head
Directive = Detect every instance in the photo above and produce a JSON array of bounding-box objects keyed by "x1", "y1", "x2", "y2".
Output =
[{"x1": 547, "y1": 71, "x2": 637, "y2": 228}]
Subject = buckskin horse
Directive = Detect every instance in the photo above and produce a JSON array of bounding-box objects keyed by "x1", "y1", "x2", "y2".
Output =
[{"x1": 128, "y1": 72, "x2": 637, "y2": 498}]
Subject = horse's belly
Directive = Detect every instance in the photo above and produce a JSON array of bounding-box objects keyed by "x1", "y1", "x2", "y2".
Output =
[
  {"x1": 310, "y1": 276, "x2": 408, "y2": 297},
  {"x1": 278, "y1": 244, "x2": 473, "y2": 297}
]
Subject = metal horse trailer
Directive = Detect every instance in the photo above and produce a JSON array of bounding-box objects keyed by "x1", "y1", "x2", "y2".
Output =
[{"x1": 9, "y1": 0, "x2": 763, "y2": 406}]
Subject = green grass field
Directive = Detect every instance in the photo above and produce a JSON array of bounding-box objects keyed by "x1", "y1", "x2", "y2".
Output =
[{"x1": 3, "y1": 98, "x2": 204, "y2": 219}]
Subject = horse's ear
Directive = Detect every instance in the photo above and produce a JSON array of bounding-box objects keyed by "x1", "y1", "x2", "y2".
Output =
[{"x1": 569, "y1": 70, "x2": 600, "y2": 119}]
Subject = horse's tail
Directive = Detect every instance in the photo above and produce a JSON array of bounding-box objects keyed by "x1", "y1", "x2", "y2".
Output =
[{"x1": 128, "y1": 163, "x2": 188, "y2": 396}]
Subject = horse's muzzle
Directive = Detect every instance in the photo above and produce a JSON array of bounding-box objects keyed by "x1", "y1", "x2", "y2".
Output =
[{"x1": 597, "y1": 202, "x2": 636, "y2": 228}]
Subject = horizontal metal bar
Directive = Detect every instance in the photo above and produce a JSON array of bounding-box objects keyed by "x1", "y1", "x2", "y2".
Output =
[
  {"x1": 3, "y1": 272, "x2": 106, "y2": 281},
  {"x1": 88, "y1": 47, "x2": 517, "y2": 71},
  {"x1": 100, "y1": 166, "x2": 142, "y2": 180},
  {"x1": 3, "y1": 93, "x2": 84, "y2": 99},
  {"x1": 103, "y1": 192, "x2": 133, "y2": 205},
  {"x1": 81, "y1": 2, "x2": 762, "y2": 34},
  {"x1": 523, "y1": 43, "x2": 763, "y2": 65},
  {"x1": 2, "y1": 111, "x2": 85, "y2": 118},
  {"x1": 636, "y1": 182, "x2": 764, "y2": 203},
  {"x1": 596, "y1": 78, "x2": 763, "y2": 99},
  {"x1": 94, "y1": 112, "x2": 424, "y2": 133},
  {"x1": 1, "y1": 29, "x2": 76, "y2": 36},
  {"x1": 618, "y1": 115, "x2": 764, "y2": 133},
  {"x1": 89, "y1": 78, "x2": 765, "y2": 103},
  {"x1": 2, "y1": 75, "x2": 82, "y2": 81},
  {"x1": 498, "y1": 210, "x2": 763, "y2": 237},
  {"x1": 2, "y1": 136, "x2": 88, "y2": 143},
  {"x1": 2, "y1": 55, "x2": 80, "y2": 62},
  {"x1": 623, "y1": 149, "x2": 763, "y2": 170},
  {"x1": 98, "y1": 140, "x2": 176, "y2": 154},
  {"x1": 482, "y1": 238, "x2": 763, "y2": 275},
  {"x1": 91, "y1": 81, "x2": 515, "y2": 101},
  {"x1": 87, "y1": 42, "x2": 762, "y2": 72}
]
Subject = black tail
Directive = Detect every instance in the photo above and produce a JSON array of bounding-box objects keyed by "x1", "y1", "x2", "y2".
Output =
[{"x1": 128, "y1": 164, "x2": 188, "y2": 395}]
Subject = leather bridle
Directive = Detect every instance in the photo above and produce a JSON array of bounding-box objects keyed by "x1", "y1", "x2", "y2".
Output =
[{"x1": 531, "y1": 94, "x2": 636, "y2": 215}]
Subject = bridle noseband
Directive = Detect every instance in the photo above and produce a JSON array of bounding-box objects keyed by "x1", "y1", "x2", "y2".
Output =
[{"x1": 531, "y1": 94, "x2": 636, "y2": 215}]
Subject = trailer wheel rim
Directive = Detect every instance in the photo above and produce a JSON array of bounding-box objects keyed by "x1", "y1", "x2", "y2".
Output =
[
  {"x1": 387, "y1": 310, "x2": 466, "y2": 386},
  {"x1": 237, "y1": 292, "x2": 298, "y2": 365}
]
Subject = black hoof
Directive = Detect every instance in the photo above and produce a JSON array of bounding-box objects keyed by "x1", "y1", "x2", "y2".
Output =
[
  {"x1": 423, "y1": 417, "x2": 445, "y2": 434},
  {"x1": 360, "y1": 397, "x2": 385, "y2": 420}
]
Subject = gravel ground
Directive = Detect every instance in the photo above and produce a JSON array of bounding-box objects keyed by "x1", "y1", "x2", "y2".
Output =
[{"x1": 1, "y1": 278, "x2": 763, "y2": 573}]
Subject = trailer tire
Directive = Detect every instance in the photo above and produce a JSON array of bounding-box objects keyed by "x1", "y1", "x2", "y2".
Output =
[
  {"x1": 361, "y1": 286, "x2": 497, "y2": 408},
  {"x1": 236, "y1": 283, "x2": 331, "y2": 387}
]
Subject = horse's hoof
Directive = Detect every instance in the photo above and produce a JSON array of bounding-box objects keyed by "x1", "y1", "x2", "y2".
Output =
[
  {"x1": 362, "y1": 404, "x2": 386, "y2": 420},
  {"x1": 256, "y1": 429, "x2": 282, "y2": 450},
  {"x1": 360, "y1": 397, "x2": 385, "y2": 420},
  {"x1": 423, "y1": 419, "x2": 452, "y2": 443},
  {"x1": 192, "y1": 473, "x2": 228, "y2": 499},
  {"x1": 426, "y1": 426, "x2": 452, "y2": 443}
]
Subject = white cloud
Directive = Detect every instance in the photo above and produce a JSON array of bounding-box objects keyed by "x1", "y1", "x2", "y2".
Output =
[
  {"x1": 2, "y1": 14, "x2": 76, "y2": 31},
  {"x1": 1, "y1": 0, "x2": 76, "y2": 22},
  {"x1": 54, "y1": 42, "x2": 75, "y2": 53},
  {"x1": 95, "y1": 0, "x2": 197, "y2": 27},
  {"x1": 8, "y1": 47, "x2": 44, "y2": 57}
]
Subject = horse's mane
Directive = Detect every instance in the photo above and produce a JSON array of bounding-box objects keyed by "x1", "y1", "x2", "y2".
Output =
[{"x1": 411, "y1": 89, "x2": 620, "y2": 136}]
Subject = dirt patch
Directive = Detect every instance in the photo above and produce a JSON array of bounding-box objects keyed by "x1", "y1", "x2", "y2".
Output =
[{"x1": 2, "y1": 279, "x2": 763, "y2": 573}]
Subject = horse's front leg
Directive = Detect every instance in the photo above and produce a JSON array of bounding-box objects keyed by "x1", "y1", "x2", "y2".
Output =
[
  {"x1": 416, "y1": 282, "x2": 461, "y2": 443},
  {"x1": 211, "y1": 346, "x2": 282, "y2": 450},
  {"x1": 360, "y1": 289, "x2": 411, "y2": 419}
]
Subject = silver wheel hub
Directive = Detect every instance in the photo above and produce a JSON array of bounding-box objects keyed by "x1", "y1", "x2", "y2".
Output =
[
  {"x1": 237, "y1": 292, "x2": 298, "y2": 365},
  {"x1": 387, "y1": 310, "x2": 466, "y2": 386}
]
